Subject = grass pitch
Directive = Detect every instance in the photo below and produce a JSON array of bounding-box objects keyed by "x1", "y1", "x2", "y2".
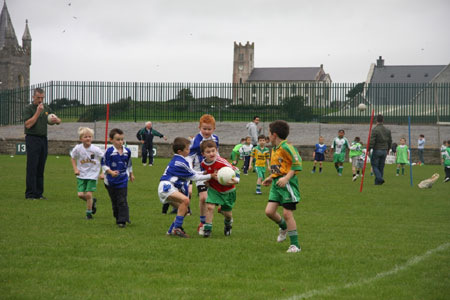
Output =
[{"x1": 0, "y1": 155, "x2": 449, "y2": 299}]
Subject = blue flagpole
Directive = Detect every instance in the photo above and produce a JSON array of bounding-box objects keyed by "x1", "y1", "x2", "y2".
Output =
[{"x1": 408, "y1": 116, "x2": 413, "y2": 186}]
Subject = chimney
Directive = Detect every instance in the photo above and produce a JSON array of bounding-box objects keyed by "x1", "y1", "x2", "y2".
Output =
[{"x1": 376, "y1": 56, "x2": 384, "y2": 68}]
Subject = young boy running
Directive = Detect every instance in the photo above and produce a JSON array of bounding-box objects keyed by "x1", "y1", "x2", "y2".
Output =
[
  {"x1": 395, "y1": 138, "x2": 410, "y2": 176},
  {"x1": 101, "y1": 128, "x2": 135, "y2": 228},
  {"x1": 186, "y1": 114, "x2": 219, "y2": 235},
  {"x1": 349, "y1": 137, "x2": 363, "y2": 181},
  {"x1": 158, "y1": 137, "x2": 215, "y2": 238},
  {"x1": 331, "y1": 129, "x2": 349, "y2": 176},
  {"x1": 70, "y1": 127, "x2": 104, "y2": 219},
  {"x1": 239, "y1": 136, "x2": 253, "y2": 175},
  {"x1": 262, "y1": 120, "x2": 303, "y2": 253},
  {"x1": 200, "y1": 140, "x2": 240, "y2": 238},
  {"x1": 311, "y1": 136, "x2": 327, "y2": 174},
  {"x1": 249, "y1": 135, "x2": 270, "y2": 194}
]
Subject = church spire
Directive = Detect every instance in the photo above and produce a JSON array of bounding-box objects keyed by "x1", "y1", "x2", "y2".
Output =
[{"x1": 0, "y1": 1, "x2": 19, "y2": 49}]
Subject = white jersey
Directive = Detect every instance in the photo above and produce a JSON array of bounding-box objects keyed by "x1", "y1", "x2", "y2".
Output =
[
  {"x1": 331, "y1": 137, "x2": 349, "y2": 154},
  {"x1": 70, "y1": 144, "x2": 104, "y2": 180},
  {"x1": 239, "y1": 144, "x2": 253, "y2": 157}
]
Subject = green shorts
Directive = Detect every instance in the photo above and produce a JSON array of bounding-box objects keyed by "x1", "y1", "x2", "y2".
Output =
[
  {"x1": 206, "y1": 188, "x2": 236, "y2": 212},
  {"x1": 333, "y1": 153, "x2": 346, "y2": 163},
  {"x1": 268, "y1": 176, "x2": 300, "y2": 205},
  {"x1": 230, "y1": 151, "x2": 239, "y2": 162},
  {"x1": 255, "y1": 166, "x2": 266, "y2": 179},
  {"x1": 77, "y1": 178, "x2": 98, "y2": 193}
]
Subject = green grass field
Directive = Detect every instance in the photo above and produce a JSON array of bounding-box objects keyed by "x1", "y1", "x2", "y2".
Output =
[{"x1": 0, "y1": 155, "x2": 449, "y2": 299}]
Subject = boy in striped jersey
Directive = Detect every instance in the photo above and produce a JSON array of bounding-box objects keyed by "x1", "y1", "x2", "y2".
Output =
[
  {"x1": 200, "y1": 140, "x2": 240, "y2": 238},
  {"x1": 262, "y1": 120, "x2": 303, "y2": 253},
  {"x1": 331, "y1": 130, "x2": 350, "y2": 176}
]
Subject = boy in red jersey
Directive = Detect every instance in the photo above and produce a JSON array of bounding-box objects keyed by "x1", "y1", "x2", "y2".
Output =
[{"x1": 200, "y1": 140, "x2": 240, "y2": 238}]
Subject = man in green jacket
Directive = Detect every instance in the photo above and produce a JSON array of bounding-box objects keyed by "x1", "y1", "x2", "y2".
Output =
[
  {"x1": 136, "y1": 121, "x2": 167, "y2": 166},
  {"x1": 368, "y1": 114, "x2": 392, "y2": 185}
]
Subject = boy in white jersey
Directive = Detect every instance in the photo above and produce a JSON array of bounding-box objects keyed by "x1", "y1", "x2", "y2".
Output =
[
  {"x1": 239, "y1": 136, "x2": 253, "y2": 175},
  {"x1": 331, "y1": 129, "x2": 349, "y2": 176},
  {"x1": 70, "y1": 127, "x2": 104, "y2": 220}
]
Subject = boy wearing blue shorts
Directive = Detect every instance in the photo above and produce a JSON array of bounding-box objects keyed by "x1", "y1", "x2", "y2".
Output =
[
  {"x1": 70, "y1": 127, "x2": 104, "y2": 220},
  {"x1": 311, "y1": 136, "x2": 327, "y2": 174},
  {"x1": 249, "y1": 135, "x2": 270, "y2": 194},
  {"x1": 262, "y1": 120, "x2": 303, "y2": 253}
]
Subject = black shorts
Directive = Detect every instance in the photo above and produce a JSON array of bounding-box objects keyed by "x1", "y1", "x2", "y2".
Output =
[
  {"x1": 268, "y1": 200, "x2": 297, "y2": 211},
  {"x1": 314, "y1": 153, "x2": 325, "y2": 162},
  {"x1": 197, "y1": 184, "x2": 208, "y2": 194}
]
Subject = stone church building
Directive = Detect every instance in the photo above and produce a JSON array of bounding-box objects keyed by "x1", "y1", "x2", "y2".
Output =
[
  {"x1": 0, "y1": 2, "x2": 31, "y2": 91},
  {"x1": 232, "y1": 41, "x2": 331, "y2": 106}
]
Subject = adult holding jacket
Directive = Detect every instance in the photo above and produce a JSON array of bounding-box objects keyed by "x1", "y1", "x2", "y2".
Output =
[
  {"x1": 136, "y1": 121, "x2": 167, "y2": 166},
  {"x1": 368, "y1": 114, "x2": 392, "y2": 185}
]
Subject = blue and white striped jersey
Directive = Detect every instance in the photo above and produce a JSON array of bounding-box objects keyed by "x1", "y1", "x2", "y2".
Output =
[{"x1": 187, "y1": 133, "x2": 219, "y2": 171}]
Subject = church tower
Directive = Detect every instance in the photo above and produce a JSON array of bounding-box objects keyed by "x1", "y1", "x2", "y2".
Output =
[
  {"x1": 232, "y1": 41, "x2": 254, "y2": 83},
  {"x1": 0, "y1": 1, "x2": 32, "y2": 91}
]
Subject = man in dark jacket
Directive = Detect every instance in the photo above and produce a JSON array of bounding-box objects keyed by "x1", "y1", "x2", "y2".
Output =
[
  {"x1": 136, "y1": 122, "x2": 167, "y2": 166},
  {"x1": 369, "y1": 114, "x2": 392, "y2": 185}
]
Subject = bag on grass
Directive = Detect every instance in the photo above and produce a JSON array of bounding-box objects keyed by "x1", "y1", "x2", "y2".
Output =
[{"x1": 418, "y1": 173, "x2": 439, "y2": 189}]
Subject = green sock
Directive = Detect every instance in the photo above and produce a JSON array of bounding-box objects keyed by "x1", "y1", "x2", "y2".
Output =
[
  {"x1": 256, "y1": 184, "x2": 261, "y2": 191},
  {"x1": 288, "y1": 230, "x2": 300, "y2": 247},
  {"x1": 338, "y1": 166, "x2": 343, "y2": 174},
  {"x1": 204, "y1": 223, "x2": 212, "y2": 231},
  {"x1": 402, "y1": 168, "x2": 405, "y2": 175},
  {"x1": 396, "y1": 168, "x2": 399, "y2": 174},
  {"x1": 86, "y1": 210, "x2": 92, "y2": 216},
  {"x1": 277, "y1": 217, "x2": 287, "y2": 230}
]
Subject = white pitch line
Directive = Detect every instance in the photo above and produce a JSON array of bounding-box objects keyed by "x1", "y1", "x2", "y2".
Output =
[{"x1": 283, "y1": 242, "x2": 450, "y2": 300}]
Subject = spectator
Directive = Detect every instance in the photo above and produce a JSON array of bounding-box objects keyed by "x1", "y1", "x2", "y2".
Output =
[
  {"x1": 368, "y1": 114, "x2": 392, "y2": 185},
  {"x1": 246, "y1": 116, "x2": 262, "y2": 146},
  {"x1": 136, "y1": 121, "x2": 167, "y2": 166}
]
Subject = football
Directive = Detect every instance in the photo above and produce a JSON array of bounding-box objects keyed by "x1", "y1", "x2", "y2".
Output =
[
  {"x1": 47, "y1": 113, "x2": 57, "y2": 125},
  {"x1": 358, "y1": 103, "x2": 367, "y2": 111},
  {"x1": 217, "y1": 166, "x2": 236, "y2": 185}
]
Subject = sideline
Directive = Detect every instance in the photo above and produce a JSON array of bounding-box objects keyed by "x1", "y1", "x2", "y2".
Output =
[{"x1": 282, "y1": 242, "x2": 450, "y2": 300}]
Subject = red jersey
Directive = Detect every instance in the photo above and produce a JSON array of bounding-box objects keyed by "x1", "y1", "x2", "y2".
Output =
[{"x1": 201, "y1": 156, "x2": 237, "y2": 193}]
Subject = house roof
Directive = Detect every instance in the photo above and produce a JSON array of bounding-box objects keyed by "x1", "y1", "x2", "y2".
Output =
[
  {"x1": 0, "y1": 2, "x2": 19, "y2": 49},
  {"x1": 247, "y1": 67, "x2": 322, "y2": 82},
  {"x1": 371, "y1": 65, "x2": 446, "y2": 84}
]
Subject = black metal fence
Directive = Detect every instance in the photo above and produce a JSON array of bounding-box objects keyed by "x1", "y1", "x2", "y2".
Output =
[{"x1": 1, "y1": 81, "x2": 449, "y2": 125}]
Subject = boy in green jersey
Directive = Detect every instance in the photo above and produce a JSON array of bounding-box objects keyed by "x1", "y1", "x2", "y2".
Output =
[
  {"x1": 331, "y1": 130, "x2": 349, "y2": 176},
  {"x1": 230, "y1": 138, "x2": 245, "y2": 166},
  {"x1": 395, "y1": 138, "x2": 410, "y2": 176},
  {"x1": 262, "y1": 120, "x2": 303, "y2": 253},
  {"x1": 442, "y1": 140, "x2": 450, "y2": 183},
  {"x1": 249, "y1": 135, "x2": 270, "y2": 194},
  {"x1": 349, "y1": 137, "x2": 363, "y2": 181}
]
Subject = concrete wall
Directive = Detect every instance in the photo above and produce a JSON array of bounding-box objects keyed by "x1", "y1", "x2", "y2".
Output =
[{"x1": 0, "y1": 138, "x2": 444, "y2": 164}]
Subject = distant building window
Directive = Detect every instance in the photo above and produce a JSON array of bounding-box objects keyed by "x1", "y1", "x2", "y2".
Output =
[
  {"x1": 390, "y1": 74, "x2": 394, "y2": 78},
  {"x1": 239, "y1": 54, "x2": 244, "y2": 61},
  {"x1": 250, "y1": 54, "x2": 253, "y2": 61},
  {"x1": 407, "y1": 74, "x2": 411, "y2": 78},
  {"x1": 424, "y1": 73, "x2": 429, "y2": 77},
  {"x1": 291, "y1": 84, "x2": 297, "y2": 94},
  {"x1": 240, "y1": 78, "x2": 242, "y2": 84},
  {"x1": 252, "y1": 84, "x2": 256, "y2": 93}
]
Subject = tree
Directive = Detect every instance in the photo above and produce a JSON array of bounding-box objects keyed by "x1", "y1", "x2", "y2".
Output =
[
  {"x1": 176, "y1": 88, "x2": 194, "y2": 101},
  {"x1": 281, "y1": 96, "x2": 313, "y2": 122}
]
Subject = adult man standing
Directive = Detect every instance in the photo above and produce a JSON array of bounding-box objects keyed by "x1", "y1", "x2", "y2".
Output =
[
  {"x1": 24, "y1": 88, "x2": 61, "y2": 199},
  {"x1": 246, "y1": 116, "x2": 262, "y2": 146},
  {"x1": 136, "y1": 121, "x2": 167, "y2": 166},
  {"x1": 369, "y1": 114, "x2": 392, "y2": 185}
]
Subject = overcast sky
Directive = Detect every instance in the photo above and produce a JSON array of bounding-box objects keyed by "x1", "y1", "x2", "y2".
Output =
[{"x1": 7, "y1": 0, "x2": 450, "y2": 85}]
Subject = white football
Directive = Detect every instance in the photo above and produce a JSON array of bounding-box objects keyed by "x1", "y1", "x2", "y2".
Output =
[
  {"x1": 358, "y1": 103, "x2": 367, "y2": 111},
  {"x1": 217, "y1": 166, "x2": 236, "y2": 185},
  {"x1": 47, "y1": 113, "x2": 57, "y2": 125}
]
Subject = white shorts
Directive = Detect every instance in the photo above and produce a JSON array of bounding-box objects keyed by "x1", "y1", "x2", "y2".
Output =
[
  {"x1": 351, "y1": 158, "x2": 364, "y2": 169},
  {"x1": 158, "y1": 181, "x2": 178, "y2": 204}
]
